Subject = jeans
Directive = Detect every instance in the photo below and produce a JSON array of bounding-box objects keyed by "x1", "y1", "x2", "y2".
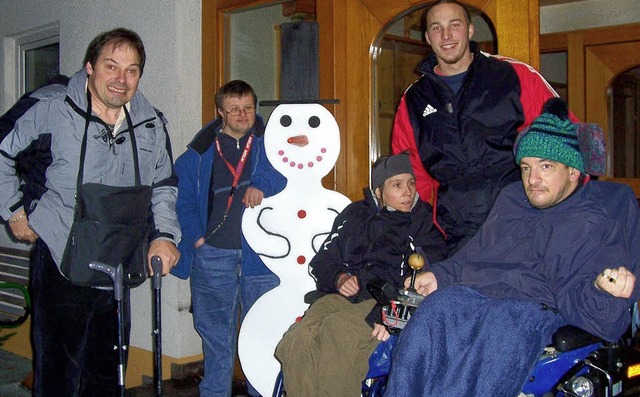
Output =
[
  {"x1": 191, "y1": 244, "x2": 279, "y2": 397},
  {"x1": 30, "y1": 239, "x2": 131, "y2": 397}
]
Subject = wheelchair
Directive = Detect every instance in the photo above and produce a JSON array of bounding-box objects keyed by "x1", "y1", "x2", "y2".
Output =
[
  {"x1": 273, "y1": 311, "x2": 640, "y2": 397},
  {"x1": 272, "y1": 334, "x2": 396, "y2": 397},
  {"x1": 273, "y1": 269, "x2": 640, "y2": 397}
]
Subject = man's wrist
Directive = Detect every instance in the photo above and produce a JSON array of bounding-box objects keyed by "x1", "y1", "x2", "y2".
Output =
[{"x1": 8, "y1": 212, "x2": 25, "y2": 223}]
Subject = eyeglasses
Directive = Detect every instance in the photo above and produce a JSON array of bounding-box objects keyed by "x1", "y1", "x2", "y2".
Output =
[{"x1": 223, "y1": 105, "x2": 256, "y2": 116}]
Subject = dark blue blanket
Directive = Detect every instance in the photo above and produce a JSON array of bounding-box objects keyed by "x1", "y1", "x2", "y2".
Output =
[{"x1": 385, "y1": 286, "x2": 565, "y2": 396}]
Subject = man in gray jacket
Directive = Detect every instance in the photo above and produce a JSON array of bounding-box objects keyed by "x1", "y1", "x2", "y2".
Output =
[{"x1": 0, "y1": 28, "x2": 180, "y2": 396}]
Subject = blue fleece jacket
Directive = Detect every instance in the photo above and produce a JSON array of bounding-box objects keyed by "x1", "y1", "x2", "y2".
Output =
[
  {"x1": 432, "y1": 180, "x2": 640, "y2": 342},
  {"x1": 172, "y1": 116, "x2": 286, "y2": 279}
]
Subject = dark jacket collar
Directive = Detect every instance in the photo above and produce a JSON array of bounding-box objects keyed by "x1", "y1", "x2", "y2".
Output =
[{"x1": 188, "y1": 114, "x2": 265, "y2": 155}]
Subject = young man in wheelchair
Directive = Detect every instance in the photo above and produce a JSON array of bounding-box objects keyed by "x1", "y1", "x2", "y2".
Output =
[
  {"x1": 385, "y1": 98, "x2": 639, "y2": 396},
  {"x1": 274, "y1": 152, "x2": 447, "y2": 397}
]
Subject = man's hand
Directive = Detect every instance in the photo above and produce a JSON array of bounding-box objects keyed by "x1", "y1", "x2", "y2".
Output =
[
  {"x1": 336, "y1": 273, "x2": 359, "y2": 297},
  {"x1": 148, "y1": 239, "x2": 180, "y2": 276},
  {"x1": 372, "y1": 323, "x2": 390, "y2": 341},
  {"x1": 8, "y1": 209, "x2": 38, "y2": 243},
  {"x1": 595, "y1": 266, "x2": 635, "y2": 298},
  {"x1": 405, "y1": 272, "x2": 438, "y2": 296},
  {"x1": 242, "y1": 186, "x2": 265, "y2": 208}
]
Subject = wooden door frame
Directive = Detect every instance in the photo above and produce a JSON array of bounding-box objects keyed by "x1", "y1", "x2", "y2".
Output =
[
  {"x1": 203, "y1": 0, "x2": 541, "y2": 199},
  {"x1": 541, "y1": 23, "x2": 640, "y2": 121},
  {"x1": 541, "y1": 23, "x2": 640, "y2": 196}
]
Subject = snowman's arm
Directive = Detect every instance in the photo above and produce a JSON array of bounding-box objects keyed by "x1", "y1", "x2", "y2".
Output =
[
  {"x1": 242, "y1": 206, "x2": 291, "y2": 257},
  {"x1": 310, "y1": 205, "x2": 346, "y2": 253},
  {"x1": 327, "y1": 195, "x2": 352, "y2": 215},
  {"x1": 309, "y1": 208, "x2": 352, "y2": 293},
  {"x1": 311, "y1": 231, "x2": 331, "y2": 255}
]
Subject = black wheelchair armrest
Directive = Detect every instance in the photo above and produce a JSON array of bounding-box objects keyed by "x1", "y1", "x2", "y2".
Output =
[
  {"x1": 366, "y1": 278, "x2": 397, "y2": 307},
  {"x1": 552, "y1": 325, "x2": 601, "y2": 352},
  {"x1": 304, "y1": 290, "x2": 326, "y2": 304}
]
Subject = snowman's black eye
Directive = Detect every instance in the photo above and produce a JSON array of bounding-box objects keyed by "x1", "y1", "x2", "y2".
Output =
[
  {"x1": 280, "y1": 115, "x2": 292, "y2": 127},
  {"x1": 308, "y1": 116, "x2": 320, "y2": 128}
]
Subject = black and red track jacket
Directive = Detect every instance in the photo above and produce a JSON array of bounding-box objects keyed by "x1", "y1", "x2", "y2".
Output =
[{"x1": 392, "y1": 42, "x2": 574, "y2": 253}]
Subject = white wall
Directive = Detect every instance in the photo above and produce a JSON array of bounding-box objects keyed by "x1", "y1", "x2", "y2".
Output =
[
  {"x1": 541, "y1": 0, "x2": 640, "y2": 34},
  {"x1": 0, "y1": 0, "x2": 202, "y2": 359}
]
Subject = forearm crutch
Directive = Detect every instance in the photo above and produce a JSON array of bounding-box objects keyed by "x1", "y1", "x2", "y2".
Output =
[
  {"x1": 88, "y1": 262, "x2": 126, "y2": 397},
  {"x1": 151, "y1": 256, "x2": 163, "y2": 397}
]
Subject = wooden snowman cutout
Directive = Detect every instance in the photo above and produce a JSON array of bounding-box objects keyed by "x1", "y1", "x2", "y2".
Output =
[{"x1": 239, "y1": 103, "x2": 351, "y2": 395}]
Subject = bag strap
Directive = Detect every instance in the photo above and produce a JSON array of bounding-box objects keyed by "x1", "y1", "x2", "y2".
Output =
[
  {"x1": 123, "y1": 106, "x2": 142, "y2": 186},
  {"x1": 75, "y1": 91, "x2": 142, "y2": 193}
]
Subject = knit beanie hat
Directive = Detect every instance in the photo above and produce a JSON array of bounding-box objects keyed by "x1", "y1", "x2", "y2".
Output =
[
  {"x1": 514, "y1": 98, "x2": 606, "y2": 176},
  {"x1": 372, "y1": 152, "x2": 414, "y2": 189}
]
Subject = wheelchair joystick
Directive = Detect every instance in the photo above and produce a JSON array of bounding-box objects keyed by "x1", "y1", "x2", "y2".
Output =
[
  {"x1": 367, "y1": 251, "x2": 428, "y2": 334},
  {"x1": 406, "y1": 252, "x2": 425, "y2": 292},
  {"x1": 396, "y1": 252, "x2": 427, "y2": 309}
]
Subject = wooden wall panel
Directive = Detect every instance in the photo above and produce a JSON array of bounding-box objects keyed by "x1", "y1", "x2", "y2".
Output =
[
  {"x1": 204, "y1": 0, "x2": 542, "y2": 199},
  {"x1": 343, "y1": 0, "x2": 384, "y2": 199}
]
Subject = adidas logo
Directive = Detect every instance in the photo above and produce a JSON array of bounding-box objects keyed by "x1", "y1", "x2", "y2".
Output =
[{"x1": 422, "y1": 104, "x2": 437, "y2": 117}]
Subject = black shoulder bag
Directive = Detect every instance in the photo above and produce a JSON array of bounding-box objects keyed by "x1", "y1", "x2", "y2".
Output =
[{"x1": 60, "y1": 94, "x2": 151, "y2": 288}]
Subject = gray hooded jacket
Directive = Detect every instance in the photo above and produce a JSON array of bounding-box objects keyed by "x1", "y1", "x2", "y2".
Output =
[{"x1": 0, "y1": 69, "x2": 180, "y2": 268}]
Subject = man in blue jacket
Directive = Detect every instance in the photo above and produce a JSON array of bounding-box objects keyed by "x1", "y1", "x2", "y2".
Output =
[
  {"x1": 385, "y1": 98, "x2": 639, "y2": 396},
  {"x1": 173, "y1": 80, "x2": 286, "y2": 397}
]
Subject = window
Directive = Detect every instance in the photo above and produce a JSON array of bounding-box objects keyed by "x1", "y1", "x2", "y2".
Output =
[
  {"x1": 7, "y1": 23, "x2": 60, "y2": 99},
  {"x1": 21, "y1": 36, "x2": 59, "y2": 94}
]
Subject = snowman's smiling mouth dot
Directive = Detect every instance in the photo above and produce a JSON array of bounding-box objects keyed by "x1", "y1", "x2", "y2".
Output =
[{"x1": 278, "y1": 148, "x2": 327, "y2": 169}]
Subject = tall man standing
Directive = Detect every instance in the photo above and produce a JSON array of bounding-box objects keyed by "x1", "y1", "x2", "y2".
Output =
[
  {"x1": 0, "y1": 28, "x2": 180, "y2": 396},
  {"x1": 392, "y1": 0, "x2": 571, "y2": 253},
  {"x1": 173, "y1": 80, "x2": 286, "y2": 397}
]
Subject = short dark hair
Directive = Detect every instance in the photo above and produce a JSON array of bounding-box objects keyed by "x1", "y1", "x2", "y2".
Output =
[
  {"x1": 424, "y1": 0, "x2": 472, "y2": 26},
  {"x1": 215, "y1": 80, "x2": 257, "y2": 111},
  {"x1": 83, "y1": 28, "x2": 146, "y2": 76}
]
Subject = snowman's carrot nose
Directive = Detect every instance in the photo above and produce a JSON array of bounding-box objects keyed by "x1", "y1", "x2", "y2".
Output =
[{"x1": 287, "y1": 135, "x2": 309, "y2": 147}]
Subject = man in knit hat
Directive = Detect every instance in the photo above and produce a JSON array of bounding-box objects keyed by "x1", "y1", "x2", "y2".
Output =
[{"x1": 385, "y1": 98, "x2": 639, "y2": 396}]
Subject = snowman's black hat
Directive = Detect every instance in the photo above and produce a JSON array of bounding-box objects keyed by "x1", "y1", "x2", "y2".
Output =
[{"x1": 259, "y1": 99, "x2": 339, "y2": 107}]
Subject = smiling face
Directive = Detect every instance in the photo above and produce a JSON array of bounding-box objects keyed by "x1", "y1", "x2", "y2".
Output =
[
  {"x1": 218, "y1": 94, "x2": 256, "y2": 139},
  {"x1": 375, "y1": 173, "x2": 416, "y2": 212},
  {"x1": 264, "y1": 104, "x2": 340, "y2": 182},
  {"x1": 85, "y1": 42, "x2": 141, "y2": 113},
  {"x1": 519, "y1": 157, "x2": 580, "y2": 209},
  {"x1": 425, "y1": 2, "x2": 474, "y2": 75}
]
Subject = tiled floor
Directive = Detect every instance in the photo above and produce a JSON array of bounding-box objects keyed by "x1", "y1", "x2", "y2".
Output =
[
  {"x1": 0, "y1": 348, "x2": 252, "y2": 397},
  {"x1": 128, "y1": 377, "x2": 250, "y2": 397},
  {"x1": 0, "y1": 348, "x2": 31, "y2": 397}
]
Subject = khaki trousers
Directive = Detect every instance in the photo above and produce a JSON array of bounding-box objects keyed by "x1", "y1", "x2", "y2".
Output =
[{"x1": 275, "y1": 294, "x2": 379, "y2": 397}]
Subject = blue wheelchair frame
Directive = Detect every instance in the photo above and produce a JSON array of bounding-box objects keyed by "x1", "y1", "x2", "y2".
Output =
[
  {"x1": 521, "y1": 342, "x2": 602, "y2": 396},
  {"x1": 273, "y1": 328, "x2": 611, "y2": 397}
]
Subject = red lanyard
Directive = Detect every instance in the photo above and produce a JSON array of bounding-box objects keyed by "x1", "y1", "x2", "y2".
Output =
[{"x1": 215, "y1": 133, "x2": 254, "y2": 211}]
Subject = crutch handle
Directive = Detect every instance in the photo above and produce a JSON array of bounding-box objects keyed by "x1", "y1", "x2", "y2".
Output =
[
  {"x1": 88, "y1": 262, "x2": 123, "y2": 300},
  {"x1": 151, "y1": 256, "x2": 162, "y2": 290}
]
